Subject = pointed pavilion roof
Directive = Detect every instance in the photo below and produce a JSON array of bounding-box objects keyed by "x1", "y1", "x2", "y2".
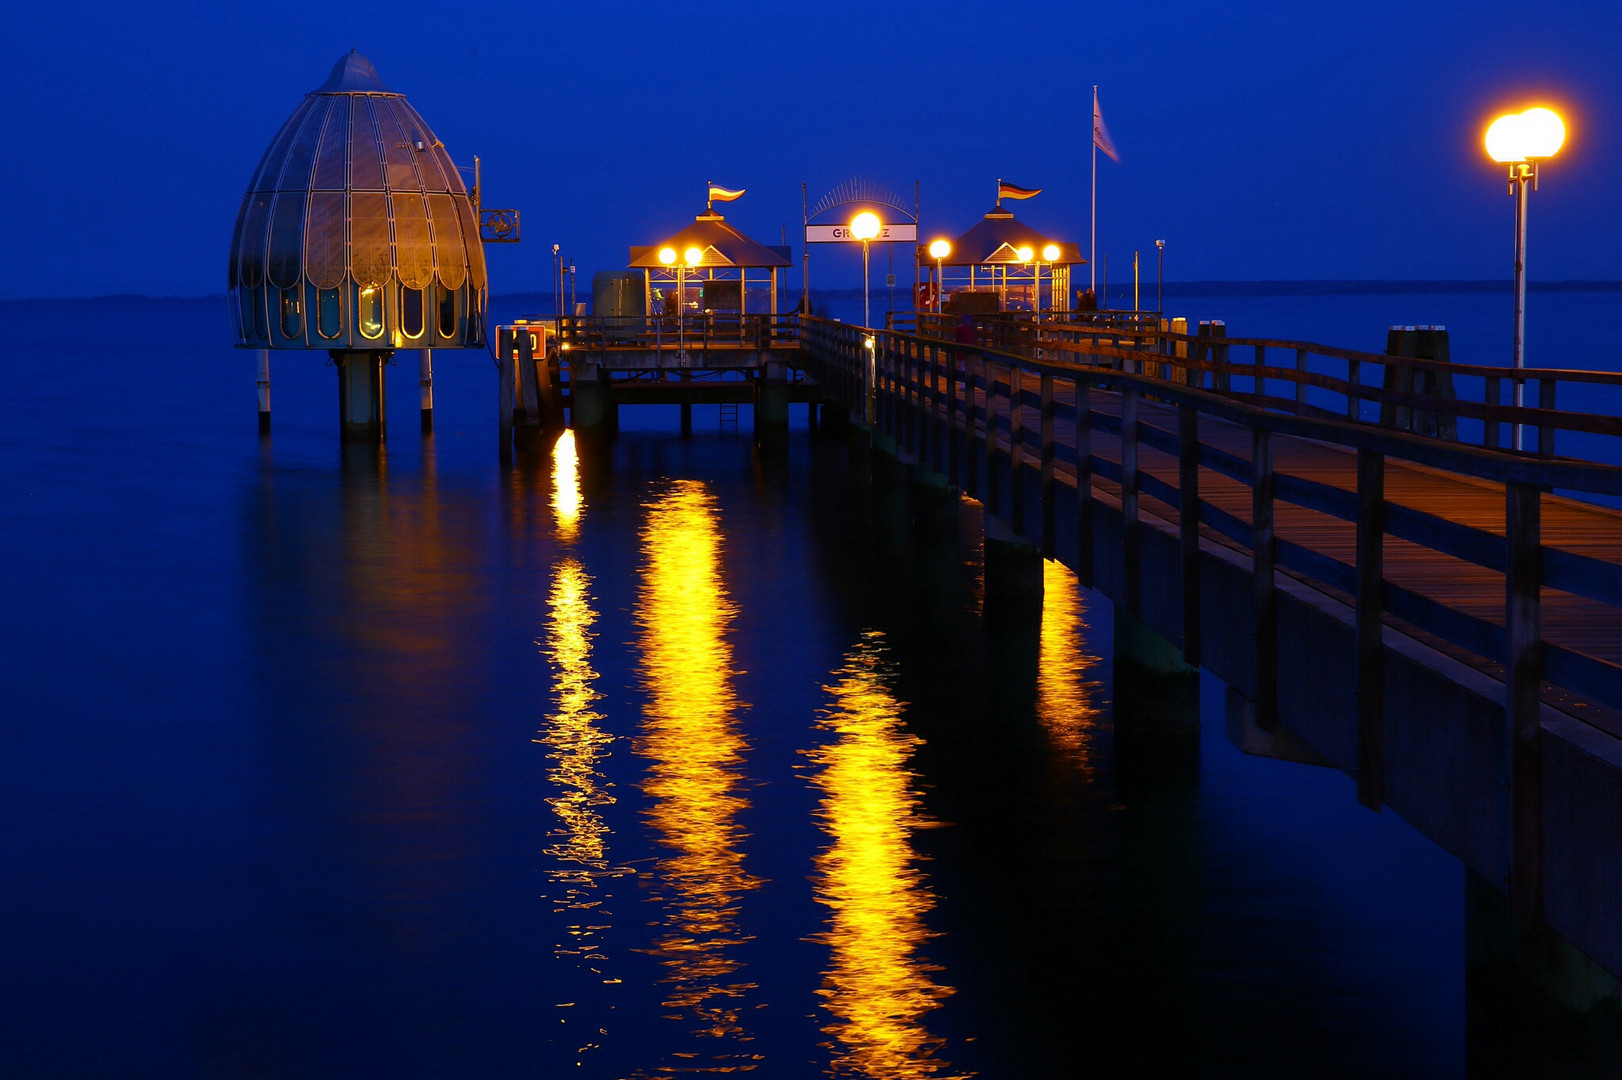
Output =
[
  {"x1": 945, "y1": 204, "x2": 1084, "y2": 266},
  {"x1": 313, "y1": 50, "x2": 395, "y2": 95},
  {"x1": 629, "y1": 209, "x2": 792, "y2": 269}
]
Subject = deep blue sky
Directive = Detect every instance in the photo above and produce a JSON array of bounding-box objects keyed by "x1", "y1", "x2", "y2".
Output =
[{"x1": 3, "y1": 0, "x2": 1617, "y2": 297}]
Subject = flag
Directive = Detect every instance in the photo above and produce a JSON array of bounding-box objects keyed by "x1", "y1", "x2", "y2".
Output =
[
  {"x1": 708, "y1": 184, "x2": 746, "y2": 203},
  {"x1": 998, "y1": 180, "x2": 1042, "y2": 201},
  {"x1": 1093, "y1": 94, "x2": 1120, "y2": 163}
]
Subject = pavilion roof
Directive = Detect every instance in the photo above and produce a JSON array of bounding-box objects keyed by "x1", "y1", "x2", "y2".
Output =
[
  {"x1": 945, "y1": 205, "x2": 1085, "y2": 266},
  {"x1": 629, "y1": 210, "x2": 793, "y2": 269}
]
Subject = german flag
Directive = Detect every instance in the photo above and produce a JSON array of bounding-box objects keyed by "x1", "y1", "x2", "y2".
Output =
[
  {"x1": 708, "y1": 184, "x2": 746, "y2": 203},
  {"x1": 998, "y1": 180, "x2": 1042, "y2": 201}
]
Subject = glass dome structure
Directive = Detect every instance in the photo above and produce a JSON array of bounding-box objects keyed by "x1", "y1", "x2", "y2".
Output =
[{"x1": 228, "y1": 51, "x2": 487, "y2": 351}]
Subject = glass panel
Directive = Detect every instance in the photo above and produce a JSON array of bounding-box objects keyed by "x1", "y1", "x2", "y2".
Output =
[
  {"x1": 274, "y1": 99, "x2": 327, "y2": 192},
  {"x1": 393, "y1": 192, "x2": 433, "y2": 289},
  {"x1": 347, "y1": 97, "x2": 385, "y2": 191},
  {"x1": 359, "y1": 286, "x2": 385, "y2": 339},
  {"x1": 395, "y1": 101, "x2": 449, "y2": 191},
  {"x1": 401, "y1": 287, "x2": 424, "y2": 338},
  {"x1": 265, "y1": 191, "x2": 307, "y2": 290},
  {"x1": 318, "y1": 288, "x2": 342, "y2": 339},
  {"x1": 312, "y1": 98, "x2": 351, "y2": 191},
  {"x1": 455, "y1": 196, "x2": 487, "y2": 290},
  {"x1": 304, "y1": 191, "x2": 347, "y2": 290},
  {"x1": 280, "y1": 287, "x2": 301, "y2": 337},
  {"x1": 236, "y1": 193, "x2": 271, "y2": 289},
  {"x1": 375, "y1": 99, "x2": 421, "y2": 193},
  {"x1": 349, "y1": 191, "x2": 391, "y2": 288},
  {"x1": 252, "y1": 287, "x2": 268, "y2": 341},
  {"x1": 438, "y1": 286, "x2": 457, "y2": 338},
  {"x1": 427, "y1": 194, "x2": 466, "y2": 291}
]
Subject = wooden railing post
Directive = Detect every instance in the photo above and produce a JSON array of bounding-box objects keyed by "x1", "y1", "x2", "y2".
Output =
[
  {"x1": 1212, "y1": 321, "x2": 1230, "y2": 393},
  {"x1": 1179, "y1": 402, "x2": 1201, "y2": 665},
  {"x1": 1076, "y1": 380, "x2": 1094, "y2": 587},
  {"x1": 497, "y1": 327, "x2": 515, "y2": 464},
  {"x1": 1485, "y1": 377, "x2": 1502, "y2": 450},
  {"x1": 985, "y1": 362, "x2": 1000, "y2": 517},
  {"x1": 1040, "y1": 372, "x2": 1056, "y2": 556},
  {"x1": 1254, "y1": 343, "x2": 1267, "y2": 402},
  {"x1": 1347, "y1": 355, "x2": 1362, "y2": 422},
  {"x1": 1122, "y1": 386, "x2": 1141, "y2": 617},
  {"x1": 1356, "y1": 449, "x2": 1386, "y2": 810},
  {"x1": 966, "y1": 358, "x2": 983, "y2": 497},
  {"x1": 1538, "y1": 379, "x2": 1557, "y2": 458},
  {"x1": 1252, "y1": 425, "x2": 1277, "y2": 731},
  {"x1": 947, "y1": 348, "x2": 961, "y2": 486},
  {"x1": 1507, "y1": 481, "x2": 1543, "y2": 927},
  {"x1": 1295, "y1": 347, "x2": 1309, "y2": 415}
]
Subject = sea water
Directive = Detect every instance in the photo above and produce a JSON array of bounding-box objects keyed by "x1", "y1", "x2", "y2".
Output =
[{"x1": 1, "y1": 289, "x2": 1611, "y2": 1077}]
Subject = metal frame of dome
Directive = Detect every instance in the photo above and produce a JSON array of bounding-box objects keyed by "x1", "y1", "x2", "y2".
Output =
[{"x1": 228, "y1": 51, "x2": 488, "y2": 353}]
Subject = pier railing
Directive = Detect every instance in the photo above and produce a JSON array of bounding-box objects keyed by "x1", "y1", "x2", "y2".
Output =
[
  {"x1": 553, "y1": 312, "x2": 800, "y2": 354},
  {"x1": 904, "y1": 310, "x2": 1622, "y2": 462},
  {"x1": 801, "y1": 312, "x2": 1622, "y2": 922}
]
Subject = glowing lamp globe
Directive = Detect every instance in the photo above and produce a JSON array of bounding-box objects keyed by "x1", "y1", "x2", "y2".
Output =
[
  {"x1": 658, "y1": 247, "x2": 677, "y2": 265},
  {"x1": 928, "y1": 239, "x2": 951, "y2": 260},
  {"x1": 1486, "y1": 106, "x2": 1566, "y2": 163},
  {"x1": 850, "y1": 212, "x2": 881, "y2": 241},
  {"x1": 1042, "y1": 243, "x2": 1061, "y2": 262},
  {"x1": 683, "y1": 246, "x2": 703, "y2": 267}
]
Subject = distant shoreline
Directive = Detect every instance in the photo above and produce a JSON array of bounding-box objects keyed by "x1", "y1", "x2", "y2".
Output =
[{"x1": 4, "y1": 280, "x2": 1620, "y2": 304}]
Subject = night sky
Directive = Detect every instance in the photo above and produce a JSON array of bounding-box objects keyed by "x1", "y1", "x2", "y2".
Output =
[{"x1": 4, "y1": 0, "x2": 1617, "y2": 298}]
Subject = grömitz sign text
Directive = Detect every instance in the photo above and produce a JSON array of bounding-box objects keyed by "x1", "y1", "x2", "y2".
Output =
[{"x1": 805, "y1": 223, "x2": 918, "y2": 243}]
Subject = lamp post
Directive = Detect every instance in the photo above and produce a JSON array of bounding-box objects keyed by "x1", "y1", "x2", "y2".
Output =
[
  {"x1": 1155, "y1": 239, "x2": 1165, "y2": 313},
  {"x1": 1486, "y1": 105, "x2": 1565, "y2": 451},
  {"x1": 1016, "y1": 245, "x2": 1034, "y2": 319},
  {"x1": 1039, "y1": 243, "x2": 1059, "y2": 320},
  {"x1": 851, "y1": 211, "x2": 882, "y2": 423},
  {"x1": 658, "y1": 245, "x2": 703, "y2": 364},
  {"x1": 928, "y1": 238, "x2": 951, "y2": 314}
]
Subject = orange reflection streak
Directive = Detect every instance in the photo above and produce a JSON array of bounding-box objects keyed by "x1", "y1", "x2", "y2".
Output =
[
  {"x1": 1037, "y1": 559, "x2": 1103, "y2": 773},
  {"x1": 552, "y1": 429, "x2": 582, "y2": 541},
  {"x1": 633, "y1": 480, "x2": 761, "y2": 1066},
  {"x1": 808, "y1": 630, "x2": 968, "y2": 1079}
]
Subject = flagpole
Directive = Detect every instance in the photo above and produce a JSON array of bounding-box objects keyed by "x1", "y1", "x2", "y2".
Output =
[{"x1": 1090, "y1": 86, "x2": 1098, "y2": 296}]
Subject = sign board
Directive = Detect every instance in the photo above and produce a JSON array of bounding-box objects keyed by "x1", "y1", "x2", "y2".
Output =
[
  {"x1": 480, "y1": 209, "x2": 521, "y2": 243},
  {"x1": 885, "y1": 274, "x2": 896, "y2": 287},
  {"x1": 805, "y1": 223, "x2": 917, "y2": 244}
]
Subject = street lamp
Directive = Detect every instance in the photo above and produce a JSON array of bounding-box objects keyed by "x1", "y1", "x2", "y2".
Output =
[
  {"x1": 1155, "y1": 239, "x2": 1165, "y2": 313},
  {"x1": 1040, "y1": 242, "x2": 1059, "y2": 319},
  {"x1": 851, "y1": 211, "x2": 882, "y2": 423},
  {"x1": 1486, "y1": 105, "x2": 1565, "y2": 451},
  {"x1": 928, "y1": 238, "x2": 951, "y2": 314},
  {"x1": 658, "y1": 244, "x2": 704, "y2": 363}
]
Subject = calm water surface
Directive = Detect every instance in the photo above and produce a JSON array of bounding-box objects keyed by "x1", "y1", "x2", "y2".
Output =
[{"x1": 8, "y1": 293, "x2": 1564, "y2": 1077}]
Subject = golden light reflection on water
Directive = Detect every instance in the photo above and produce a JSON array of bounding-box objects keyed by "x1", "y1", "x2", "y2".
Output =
[
  {"x1": 808, "y1": 630, "x2": 968, "y2": 1079},
  {"x1": 551, "y1": 429, "x2": 582, "y2": 541},
  {"x1": 633, "y1": 480, "x2": 762, "y2": 1070},
  {"x1": 536, "y1": 429, "x2": 630, "y2": 1070},
  {"x1": 1037, "y1": 559, "x2": 1103, "y2": 774}
]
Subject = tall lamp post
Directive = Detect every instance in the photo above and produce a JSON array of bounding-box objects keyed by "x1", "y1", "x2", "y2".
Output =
[
  {"x1": 658, "y1": 245, "x2": 703, "y2": 363},
  {"x1": 1155, "y1": 239, "x2": 1165, "y2": 313},
  {"x1": 1485, "y1": 105, "x2": 1565, "y2": 451},
  {"x1": 1039, "y1": 243, "x2": 1059, "y2": 320},
  {"x1": 928, "y1": 238, "x2": 951, "y2": 314},
  {"x1": 851, "y1": 211, "x2": 882, "y2": 423}
]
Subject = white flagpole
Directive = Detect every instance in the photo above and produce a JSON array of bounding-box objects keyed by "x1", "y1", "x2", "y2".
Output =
[{"x1": 1091, "y1": 85, "x2": 1098, "y2": 296}]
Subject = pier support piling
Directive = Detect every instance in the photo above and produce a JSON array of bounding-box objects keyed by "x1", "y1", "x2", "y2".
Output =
[
  {"x1": 257, "y1": 348, "x2": 271, "y2": 434},
  {"x1": 754, "y1": 360, "x2": 790, "y2": 450},
  {"x1": 983, "y1": 515, "x2": 1043, "y2": 626},
  {"x1": 419, "y1": 347, "x2": 433, "y2": 433},
  {"x1": 1113, "y1": 605, "x2": 1201, "y2": 771},
  {"x1": 334, "y1": 349, "x2": 388, "y2": 444}
]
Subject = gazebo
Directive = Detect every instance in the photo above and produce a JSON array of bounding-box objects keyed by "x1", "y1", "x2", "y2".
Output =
[
  {"x1": 929, "y1": 201, "x2": 1084, "y2": 315},
  {"x1": 629, "y1": 206, "x2": 792, "y2": 317}
]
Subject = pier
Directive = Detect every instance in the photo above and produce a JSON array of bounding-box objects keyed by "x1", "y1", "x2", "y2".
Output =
[{"x1": 788, "y1": 311, "x2": 1622, "y2": 990}]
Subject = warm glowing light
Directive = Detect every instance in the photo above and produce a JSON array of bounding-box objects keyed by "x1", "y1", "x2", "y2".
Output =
[
  {"x1": 808, "y1": 630, "x2": 958, "y2": 1077},
  {"x1": 1486, "y1": 106, "x2": 1567, "y2": 163},
  {"x1": 551, "y1": 429, "x2": 581, "y2": 541},
  {"x1": 683, "y1": 246, "x2": 703, "y2": 267},
  {"x1": 1015, "y1": 245, "x2": 1034, "y2": 263},
  {"x1": 1041, "y1": 243, "x2": 1061, "y2": 262},
  {"x1": 634, "y1": 480, "x2": 760, "y2": 1058},
  {"x1": 927, "y1": 239, "x2": 951, "y2": 260},
  {"x1": 851, "y1": 211, "x2": 882, "y2": 241},
  {"x1": 1037, "y1": 560, "x2": 1102, "y2": 773},
  {"x1": 658, "y1": 246, "x2": 677, "y2": 265}
]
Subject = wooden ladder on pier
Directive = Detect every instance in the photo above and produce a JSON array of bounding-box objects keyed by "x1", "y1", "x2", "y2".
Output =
[{"x1": 719, "y1": 402, "x2": 740, "y2": 429}]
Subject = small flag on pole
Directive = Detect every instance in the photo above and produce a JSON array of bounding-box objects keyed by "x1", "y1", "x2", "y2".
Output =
[
  {"x1": 997, "y1": 179, "x2": 1042, "y2": 202},
  {"x1": 708, "y1": 184, "x2": 746, "y2": 206},
  {"x1": 1093, "y1": 95, "x2": 1120, "y2": 163}
]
